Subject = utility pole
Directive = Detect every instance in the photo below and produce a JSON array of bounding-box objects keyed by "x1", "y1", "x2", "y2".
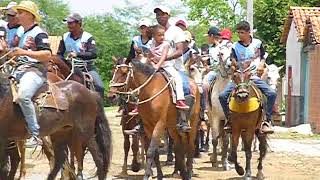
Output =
[{"x1": 247, "y1": 0, "x2": 253, "y2": 35}]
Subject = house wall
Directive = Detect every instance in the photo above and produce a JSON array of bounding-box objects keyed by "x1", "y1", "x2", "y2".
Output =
[
  {"x1": 308, "y1": 45, "x2": 320, "y2": 134},
  {"x1": 285, "y1": 22, "x2": 304, "y2": 126}
]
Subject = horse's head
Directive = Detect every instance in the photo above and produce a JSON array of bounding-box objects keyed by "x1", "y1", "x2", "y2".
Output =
[
  {"x1": 185, "y1": 53, "x2": 207, "y2": 86},
  {"x1": 266, "y1": 64, "x2": 283, "y2": 90},
  {"x1": 217, "y1": 46, "x2": 231, "y2": 77},
  {"x1": 232, "y1": 61, "x2": 254, "y2": 103},
  {"x1": 108, "y1": 56, "x2": 132, "y2": 103}
]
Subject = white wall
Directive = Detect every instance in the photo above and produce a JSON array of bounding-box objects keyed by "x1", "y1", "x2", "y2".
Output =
[{"x1": 285, "y1": 22, "x2": 302, "y2": 96}]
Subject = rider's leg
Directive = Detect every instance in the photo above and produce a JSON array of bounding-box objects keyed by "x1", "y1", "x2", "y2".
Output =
[
  {"x1": 252, "y1": 78, "x2": 277, "y2": 133},
  {"x1": 88, "y1": 70, "x2": 105, "y2": 99},
  {"x1": 218, "y1": 82, "x2": 235, "y2": 132},
  {"x1": 17, "y1": 71, "x2": 44, "y2": 147}
]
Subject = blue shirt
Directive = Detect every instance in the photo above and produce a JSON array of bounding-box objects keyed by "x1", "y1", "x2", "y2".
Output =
[{"x1": 132, "y1": 35, "x2": 152, "y2": 53}]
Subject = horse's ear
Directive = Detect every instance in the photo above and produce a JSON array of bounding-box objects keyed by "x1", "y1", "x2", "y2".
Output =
[
  {"x1": 278, "y1": 65, "x2": 284, "y2": 71},
  {"x1": 112, "y1": 56, "x2": 118, "y2": 64}
]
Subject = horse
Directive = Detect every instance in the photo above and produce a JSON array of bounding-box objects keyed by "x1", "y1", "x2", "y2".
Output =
[
  {"x1": 228, "y1": 61, "x2": 268, "y2": 180},
  {"x1": 0, "y1": 63, "x2": 112, "y2": 180},
  {"x1": 109, "y1": 56, "x2": 200, "y2": 180},
  {"x1": 107, "y1": 57, "x2": 146, "y2": 177}
]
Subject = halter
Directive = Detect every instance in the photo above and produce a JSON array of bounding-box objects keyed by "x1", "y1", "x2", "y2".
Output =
[{"x1": 109, "y1": 64, "x2": 133, "y2": 88}]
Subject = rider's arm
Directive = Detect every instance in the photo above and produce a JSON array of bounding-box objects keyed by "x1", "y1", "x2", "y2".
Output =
[
  {"x1": 76, "y1": 37, "x2": 97, "y2": 60},
  {"x1": 155, "y1": 44, "x2": 169, "y2": 69},
  {"x1": 127, "y1": 41, "x2": 136, "y2": 59},
  {"x1": 166, "y1": 42, "x2": 184, "y2": 61},
  {"x1": 12, "y1": 33, "x2": 51, "y2": 63},
  {"x1": 57, "y1": 38, "x2": 66, "y2": 60}
]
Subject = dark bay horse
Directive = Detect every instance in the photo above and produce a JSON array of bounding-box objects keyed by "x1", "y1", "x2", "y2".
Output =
[
  {"x1": 229, "y1": 62, "x2": 268, "y2": 180},
  {"x1": 107, "y1": 57, "x2": 145, "y2": 177},
  {"x1": 0, "y1": 71, "x2": 112, "y2": 180},
  {"x1": 109, "y1": 56, "x2": 200, "y2": 180}
]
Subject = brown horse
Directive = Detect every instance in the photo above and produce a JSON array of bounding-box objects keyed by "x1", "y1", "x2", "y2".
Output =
[
  {"x1": 107, "y1": 57, "x2": 146, "y2": 177},
  {"x1": 0, "y1": 68, "x2": 112, "y2": 180},
  {"x1": 229, "y1": 62, "x2": 268, "y2": 180},
  {"x1": 109, "y1": 56, "x2": 200, "y2": 180}
]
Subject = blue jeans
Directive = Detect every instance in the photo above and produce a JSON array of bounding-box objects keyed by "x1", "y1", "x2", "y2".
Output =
[
  {"x1": 219, "y1": 79, "x2": 277, "y2": 120},
  {"x1": 206, "y1": 71, "x2": 217, "y2": 84},
  {"x1": 89, "y1": 70, "x2": 104, "y2": 98},
  {"x1": 17, "y1": 71, "x2": 45, "y2": 136}
]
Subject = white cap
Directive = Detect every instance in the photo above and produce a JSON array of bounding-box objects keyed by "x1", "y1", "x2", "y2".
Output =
[
  {"x1": 138, "y1": 18, "x2": 151, "y2": 28},
  {"x1": 153, "y1": 5, "x2": 171, "y2": 15},
  {"x1": 5, "y1": 2, "x2": 17, "y2": 10}
]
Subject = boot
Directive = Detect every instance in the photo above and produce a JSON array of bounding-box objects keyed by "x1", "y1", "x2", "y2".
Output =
[
  {"x1": 176, "y1": 100, "x2": 189, "y2": 110},
  {"x1": 124, "y1": 120, "x2": 144, "y2": 135},
  {"x1": 176, "y1": 110, "x2": 191, "y2": 132},
  {"x1": 128, "y1": 106, "x2": 139, "y2": 116},
  {"x1": 25, "y1": 136, "x2": 42, "y2": 148},
  {"x1": 261, "y1": 119, "x2": 274, "y2": 134}
]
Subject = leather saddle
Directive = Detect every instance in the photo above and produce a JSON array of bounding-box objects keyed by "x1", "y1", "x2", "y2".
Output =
[{"x1": 11, "y1": 80, "x2": 69, "y2": 110}]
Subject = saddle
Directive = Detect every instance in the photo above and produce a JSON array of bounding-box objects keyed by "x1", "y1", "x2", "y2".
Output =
[
  {"x1": 11, "y1": 80, "x2": 69, "y2": 110},
  {"x1": 229, "y1": 83, "x2": 264, "y2": 113}
]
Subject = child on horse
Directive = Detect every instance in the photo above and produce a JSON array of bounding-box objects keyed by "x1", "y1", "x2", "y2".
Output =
[{"x1": 219, "y1": 21, "x2": 276, "y2": 134}]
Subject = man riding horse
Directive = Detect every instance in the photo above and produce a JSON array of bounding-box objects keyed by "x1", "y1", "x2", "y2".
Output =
[
  {"x1": 219, "y1": 21, "x2": 276, "y2": 133},
  {"x1": 8, "y1": 0, "x2": 52, "y2": 147},
  {"x1": 57, "y1": 13, "x2": 105, "y2": 98}
]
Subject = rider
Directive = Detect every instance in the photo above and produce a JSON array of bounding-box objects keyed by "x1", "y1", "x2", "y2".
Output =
[
  {"x1": 3, "y1": 1, "x2": 22, "y2": 48},
  {"x1": 126, "y1": 18, "x2": 153, "y2": 116},
  {"x1": 10, "y1": 1, "x2": 52, "y2": 147},
  {"x1": 154, "y1": 5, "x2": 191, "y2": 132},
  {"x1": 219, "y1": 21, "x2": 276, "y2": 133},
  {"x1": 57, "y1": 13, "x2": 105, "y2": 98}
]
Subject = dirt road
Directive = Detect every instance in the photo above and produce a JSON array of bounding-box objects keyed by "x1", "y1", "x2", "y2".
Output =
[{"x1": 21, "y1": 108, "x2": 320, "y2": 180}]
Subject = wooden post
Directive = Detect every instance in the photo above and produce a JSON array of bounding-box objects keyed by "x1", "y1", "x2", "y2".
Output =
[{"x1": 287, "y1": 66, "x2": 292, "y2": 127}]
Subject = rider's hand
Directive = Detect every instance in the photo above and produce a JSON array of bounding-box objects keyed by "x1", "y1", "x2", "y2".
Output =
[
  {"x1": 135, "y1": 48, "x2": 142, "y2": 54},
  {"x1": 67, "y1": 52, "x2": 77, "y2": 58},
  {"x1": 153, "y1": 64, "x2": 161, "y2": 71},
  {"x1": 10, "y1": 47, "x2": 26, "y2": 58},
  {"x1": 24, "y1": 36, "x2": 36, "y2": 50}
]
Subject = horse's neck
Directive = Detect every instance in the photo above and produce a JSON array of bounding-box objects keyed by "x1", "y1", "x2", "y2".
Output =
[
  {"x1": 249, "y1": 83, "x2": 261, "y2": 99},
  {"x1": 131, "y1": 66, "x2": 152, "y2": 86},
  {"x1": 52, "y1": 57, "x2": 71, "y2": 77}
]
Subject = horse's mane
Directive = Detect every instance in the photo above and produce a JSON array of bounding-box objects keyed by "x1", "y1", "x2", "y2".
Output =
[
  {"x1": 0, "y1": 73, "x2": 10, "y2": 99},
  {"x1": 131, "y1": 57, "x2": 155, "y2": 76}
]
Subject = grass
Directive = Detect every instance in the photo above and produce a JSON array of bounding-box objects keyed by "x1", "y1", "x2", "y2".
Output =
[{"x1": 271, "y1": 132, "x2": 320, "y2": 140}]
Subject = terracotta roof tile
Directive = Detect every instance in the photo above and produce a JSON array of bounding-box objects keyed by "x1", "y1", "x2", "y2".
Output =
[
  {"x1": 280, "y1": 7, "x2": 320, "y2": 44},
  {"x1": 307, "y1": 16, "x2": 320, "y2": 44}
]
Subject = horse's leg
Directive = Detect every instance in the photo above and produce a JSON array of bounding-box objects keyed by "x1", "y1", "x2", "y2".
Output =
[
  {"x1": 229, "y1": 129, "x2": 244, "y2": 176},
  {"x1": 153, "y1": 149, "x2": 163, "y2": 180},
  {"x1": 221, "y1": 129, "x2": 231, "y2": 171},
  {"x1": 131, "y1": 134, "x2": 141, "y2": 172},
  {"x1": 256, "y1": 132, "x2": 267, "y2": 180},
  {"x1": 17, "y1": 140, "x2": 26, "y2": 180},
  {"x1": 47, "y1": 133, "x2": 69, "y2": 180},
  {"x1": 144, "y1": 121, "x2": 165, "y2": 180},
  {"x1": 139, "y1": 135, "x2": 146, "y2": 167},
  {"x1": 120, "y1": 133, "x2": 130, "y2": 176},
  {"x1": 7, "y1": 144, "x2": 21, "y2": 180},
  {"x1": 166, "y1": 134, "x2": 174, "y2": 165},
  {"x1": 194, "y1": 128, "x2": 201, "y2": 158},
  {"x1": 186, "y1": 134, "x2": 195, "y2": 179},
  {"x1": 242, "y1": 131, "x2": 254, "y2": 180},
  {"x1": 210, "y1": 119, "x2": 219, "y2": 167},
  {"x1": 86, "y1": 136, "x2": 105, "y2": 180},
  {"x1": 72, "y1": 138, "x2": 85, "y2": 180},
  {"x1": 204, "y1": 124, "x2": 210, "y2": 151}
]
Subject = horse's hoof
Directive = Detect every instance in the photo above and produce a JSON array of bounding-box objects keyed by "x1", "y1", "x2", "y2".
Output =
[
  {"x1": 76, "y1": 174, "x2": 84, "y2": 180},
  {"x1": 257, "y1": 170, "x2": 264, "y2": 180},
  {"x1": 143, "y1": 175, "x2": 150, "y2": 180},
  {"x1": 223, "y1": 164, "x2": 231, "y2": 171},
  {"x1": 131, "y1": 161, "x2": 141, "y2": 172},
  {"x1": 235, "y1": 166, "x2": 244, "y2": 176},
  {"x1": 119, "y1": 171, "x2": 129, "y2": 177},
  {"x1": 244, "y1": 177, "x2": 252, "y2": 180},
  {"x1": 172, "y1": 171, "x2": 180, "y2": 178},
  {"x1": 194, "y1": 152, "x2": 201, "y2": 158},
  {"x1": 210, "y1": 156, "x2": 217, "y2": 165}
]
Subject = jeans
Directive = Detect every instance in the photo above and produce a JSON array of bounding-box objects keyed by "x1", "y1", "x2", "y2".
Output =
[
  {"x1": 206, "y1": 71, "x2": 217, "y2": 85},
  {"x1": 17, "y1": 71, "x2": 45, "y2": 136},
  {"x1": 219, "y1": 78, "x2": 277, "y2": 120},
  {"x1": 88, "y1": 69, "x2": 104, "y2": 98}
]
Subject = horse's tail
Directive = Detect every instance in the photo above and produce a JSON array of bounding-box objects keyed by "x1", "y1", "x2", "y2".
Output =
[{"x1": 95, "y1": 95, "x2": 113, "y2": 173}]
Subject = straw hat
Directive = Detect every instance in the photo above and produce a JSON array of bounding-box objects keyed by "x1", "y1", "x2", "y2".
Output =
[{"x1": 13, "y1": 1, "x2": 41, "y2": 22}]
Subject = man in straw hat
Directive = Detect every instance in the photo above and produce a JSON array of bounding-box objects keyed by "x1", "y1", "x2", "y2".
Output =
[{"x1": 10, "y1": 1, "x2": 52, "y2": 147}]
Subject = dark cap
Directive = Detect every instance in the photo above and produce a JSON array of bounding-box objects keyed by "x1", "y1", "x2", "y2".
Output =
[
  {"x1": 63, "y1": 13, "x2": 83, "y2": 23},
  {"x1": 208, "y1": 26, "x2": 220, "y2": 36}
]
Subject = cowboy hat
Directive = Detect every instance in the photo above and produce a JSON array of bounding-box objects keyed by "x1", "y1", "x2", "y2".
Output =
[{"x1": 13, "y1": 1, "x2": 41, "y2": 22}]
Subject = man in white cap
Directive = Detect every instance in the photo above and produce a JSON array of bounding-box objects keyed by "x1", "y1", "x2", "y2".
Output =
[
  {"x1": 3, "y1": 1, "x2": 23, "y2": 48},
  {"x1": 154, "y1": 5, "x2": 191, "y2": 132},
  {"x1": 57, "y1": 13, "x2": 105, "y2": 99},
  {"x1": 10, "y1": 1, "x2": 52, "y2": 147}
]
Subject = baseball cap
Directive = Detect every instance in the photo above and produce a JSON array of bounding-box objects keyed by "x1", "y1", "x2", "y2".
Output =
[
  {"x1": 175, "y1": 19, "x2": 187, "y2": 28},
  {"x1": 207, "y1": 26, "x2": 220, "y2": 36},
  {"x1": 220, "y1": 28, "x2": 232, "y2": 40},
  {"x1": 138, "y1": 18, "x2": 151, "y2": 28},
  {"x1": 63, "y1": 13, "x2": 83, "y2": 23},
  {"x1": 153, "y1": 5, "x2": 171, "y2": 15}
]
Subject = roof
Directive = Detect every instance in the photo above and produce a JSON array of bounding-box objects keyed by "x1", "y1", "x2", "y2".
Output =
[
  {"x1": 48, "y1": 36, "x2": 62, "y2": 55},
  {"x1": 280, "y1": 7, "x2": 320, "y2": 44},
  {"x1": 307, "y1": 16, "x2": 320, "y2": 44}
]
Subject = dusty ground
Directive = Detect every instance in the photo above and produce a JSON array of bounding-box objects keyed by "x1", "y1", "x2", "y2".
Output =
[{"x1": 19, "y1": 108, "x2": 320, "y2": 180}]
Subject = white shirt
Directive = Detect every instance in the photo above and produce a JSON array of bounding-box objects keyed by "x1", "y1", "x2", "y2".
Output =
[{"x1": 164, "y1": 24, "x2": 186, "y2": 71}]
